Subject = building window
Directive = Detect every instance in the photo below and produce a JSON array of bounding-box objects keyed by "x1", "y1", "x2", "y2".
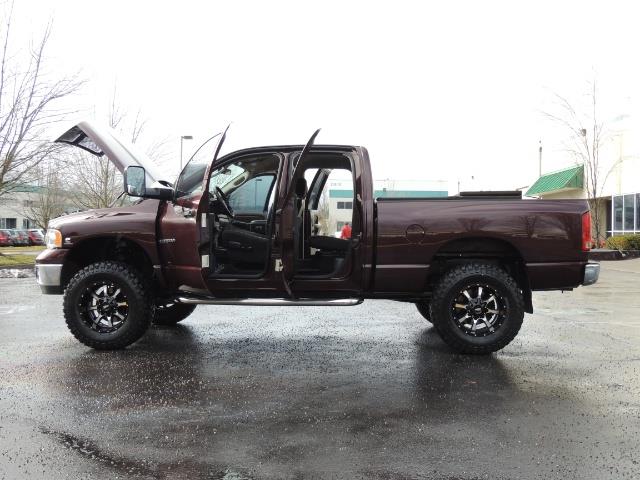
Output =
[
  {"x1": 337, "y1": 201, "x2": 353, "y2": 210},
  {"x1": 0, "y1": 218, "x2": 17, "y2": 229},
  {"x1": 624, "y1": 194, "x2": 635, "y2": 231},
  {"x1": 22, "y1": 200, "x2": 34, "y2": 207},
  {"x1": 611, "y1": 193, "x2": 640, "y2": 235},
  {"x1": 22, "y1": 219, "x2": 35, "y2": 229},
  {"x1": 613, "y1": 196, "x2": 623, "y2": 232}
]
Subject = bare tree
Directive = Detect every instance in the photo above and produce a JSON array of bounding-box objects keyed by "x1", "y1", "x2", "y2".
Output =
[
  {"x1": 0, "y1": 3, "x2": 82, "y2": 197},
  {"x1": 544, "y1": 80, "x2": 612, "y2": 244},
  {"x1": 519, "y1": 215, "x2": 538, "y2": 239},
  {"x1": 21, "y1": 162, "x2": 67, "y2": 229},
  {"x1": 68, "y1": 151, "x2": 125, "y2": 210}
]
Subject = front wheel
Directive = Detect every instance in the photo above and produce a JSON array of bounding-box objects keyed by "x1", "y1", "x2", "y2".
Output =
[
  {"x1": 430, "y1": 262, "x2": 524, "y2": 354},
  {"x1": 63, "y1": 261, "x2": 153, "y2": 350}
]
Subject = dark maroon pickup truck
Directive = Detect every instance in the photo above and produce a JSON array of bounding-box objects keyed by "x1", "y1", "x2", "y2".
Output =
[{"x1": 36, "y1": 121, "x2": 599, "y2": 354}]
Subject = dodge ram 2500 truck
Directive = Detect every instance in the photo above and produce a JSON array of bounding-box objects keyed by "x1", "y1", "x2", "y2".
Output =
[{"x1": 36, "y1": 121, "x2": 600, "y2": 354}]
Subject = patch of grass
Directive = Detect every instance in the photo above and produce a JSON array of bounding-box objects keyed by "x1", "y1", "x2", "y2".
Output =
[
  {"x1": 0, "y1": 245, "x2": 45, "y2": 253},
  {"x1": 0, "y1": 253, "x2": 35, "y2": 267}
]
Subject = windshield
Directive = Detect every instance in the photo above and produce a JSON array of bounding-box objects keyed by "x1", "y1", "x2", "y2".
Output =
[
  {"x1": 174, "y1": 133, "x2": 222, "y2": 199},
  {"x1": 211, "y1": 164, "x2": 246, "y2": 192}
]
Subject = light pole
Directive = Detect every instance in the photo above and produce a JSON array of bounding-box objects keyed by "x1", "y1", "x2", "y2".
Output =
[
  {"x1": 179, "y1": 135, "x2": 193, "y2": 170},
  {"x1": 538, "y1": 139, "x2": 543, "y2": 177}
]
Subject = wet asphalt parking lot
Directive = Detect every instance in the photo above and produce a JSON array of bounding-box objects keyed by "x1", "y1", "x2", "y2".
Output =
[{"x1": 1, "y1": 260, "x2": 639, "y2": 479}]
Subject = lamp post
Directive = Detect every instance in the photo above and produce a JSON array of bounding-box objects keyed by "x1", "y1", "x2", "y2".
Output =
[
  {"x1": 538, "y1": 139, "x2": 543, "y2": 177},
  {"x1": 179, "y1": 135, "x2": 193, "y2": 170}
]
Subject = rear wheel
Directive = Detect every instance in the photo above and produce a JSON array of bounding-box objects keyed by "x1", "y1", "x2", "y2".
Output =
[
  {"x1": 415, "y1": 301, "x2": 432, "y2": 324},
  {"x1": 63, "y1": 261, "x2": 153, "y2": 350},
  {"x1": 152, "y1": 302, "x2": 197, "y2": 326},
  {"x1": 430, "y1": 262, "x2": 524, "y2": 354}
]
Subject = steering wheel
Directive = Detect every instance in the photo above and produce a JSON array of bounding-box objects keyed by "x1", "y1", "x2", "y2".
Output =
[{"x1": 215, "y1": 186, "x2": 234, "y2": 217}]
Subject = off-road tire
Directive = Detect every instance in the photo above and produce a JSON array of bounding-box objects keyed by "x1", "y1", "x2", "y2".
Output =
[
  {"x1": 415, "y1": 301, "x2": 432, "y2": 324},
  {"x1": 152, "y1": 303, "x2": 197, "y2": 326},
  {"x1": 63, "y1": 261, "x2": 153, "y2": 350},
  {"x1": 430, "y1": 262, "x2": 524, "y2": 355}
]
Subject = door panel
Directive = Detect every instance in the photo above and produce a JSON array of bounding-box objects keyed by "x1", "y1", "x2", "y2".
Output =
[
  {"x1": 219, "y1": 224, "x2": 270, "y2": 265},
  {"x1": 157, "y1": 194, "x2": 207, "y2": 293}
]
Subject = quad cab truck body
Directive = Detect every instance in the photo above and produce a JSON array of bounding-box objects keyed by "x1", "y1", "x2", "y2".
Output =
[{"x1": 36, "y1": 121, "x2": 600, "y2": 354}]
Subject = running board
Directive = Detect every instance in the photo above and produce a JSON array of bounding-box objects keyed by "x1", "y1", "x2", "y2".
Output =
[{"x1": 175, "y1": 296, "x2": 363, "y2": 307}]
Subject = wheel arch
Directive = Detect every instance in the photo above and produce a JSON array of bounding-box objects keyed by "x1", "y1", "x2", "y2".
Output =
[
  {"x1": 61, "y1": 236, "x2": 157, "y2": 291},
  {"x1": 429, "y1": 236, "x2": 533, "y2": 313}
]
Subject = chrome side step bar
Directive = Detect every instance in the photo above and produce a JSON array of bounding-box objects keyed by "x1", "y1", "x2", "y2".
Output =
[{"x1": 175, "y1": 296, "x2": 363, "y2": 307}]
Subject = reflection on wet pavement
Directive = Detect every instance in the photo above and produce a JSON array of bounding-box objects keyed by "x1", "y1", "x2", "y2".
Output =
[{"x1": 1, "y1": 260, "x2": 640, "y2": 479}]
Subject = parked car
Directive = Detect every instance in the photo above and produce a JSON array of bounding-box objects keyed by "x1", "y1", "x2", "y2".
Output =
[
  {"x1": 36, "y1": 120, "x2": 600, "y2": 354},
  {"x1": 27, "y1": 229, "x2": 45, "y2": 246},
  {"x1": 9, "y1": 229, "x2": 30, "y2": 246},
  {"x1": 0, "y1": 229, "x2": 13, "y2": 246}
]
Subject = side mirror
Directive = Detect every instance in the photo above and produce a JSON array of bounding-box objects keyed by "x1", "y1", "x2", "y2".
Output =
[{"x1": 124, "y1": 166, "x2": 146, "y2": 197}]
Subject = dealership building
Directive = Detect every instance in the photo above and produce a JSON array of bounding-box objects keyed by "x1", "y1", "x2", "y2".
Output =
[
  {"x1": 0, "y1": 185, "x2": 43, "y2": 230},
  {"x1": 526, "y1": 115, "x2": 640, "y2": 239}
]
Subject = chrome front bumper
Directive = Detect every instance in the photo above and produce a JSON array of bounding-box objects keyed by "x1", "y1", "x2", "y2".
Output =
[
  {"x1": 583, "y1": 262, "x2": 600, "y2": 286},
  {"x1": 35, "y1": 263, "x2": 63, "y2": 293}
]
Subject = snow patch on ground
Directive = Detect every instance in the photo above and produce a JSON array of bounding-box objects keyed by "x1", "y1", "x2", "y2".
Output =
[{"x1": 0, "y1": 268, "x2": 35, "y2": 278}]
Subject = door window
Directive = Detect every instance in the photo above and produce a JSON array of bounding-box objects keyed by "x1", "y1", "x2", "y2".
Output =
[{"x1": 175, "y1": 134, "x2": 227, "y2": 200}]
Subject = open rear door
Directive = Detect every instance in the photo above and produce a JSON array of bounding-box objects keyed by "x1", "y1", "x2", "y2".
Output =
[
  {"x1": 278, "y1": 129, "x2": 320, "y2": 297},
  {"x1": 194, "y1": 125, "x2": 231, "y2": 278}
]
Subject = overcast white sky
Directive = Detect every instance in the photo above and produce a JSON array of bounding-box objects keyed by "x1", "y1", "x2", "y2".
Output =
[{"x1": 9, "y1": 0, "x2": 640, "y2": 192}]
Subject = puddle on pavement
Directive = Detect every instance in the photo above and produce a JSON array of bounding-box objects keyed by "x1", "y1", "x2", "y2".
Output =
[{"x1": 0, "y1": 305, "x2": 35, "y2": 315}]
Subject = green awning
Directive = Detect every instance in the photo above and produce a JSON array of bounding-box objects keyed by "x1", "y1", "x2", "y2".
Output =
[{"x1": 526, "y1": 165, "x2": 584, "y2": 196}]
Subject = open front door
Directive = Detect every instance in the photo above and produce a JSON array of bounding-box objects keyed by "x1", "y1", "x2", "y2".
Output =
[{"x1": 156, "y1": 129, "x2": 227, "y2": 293}]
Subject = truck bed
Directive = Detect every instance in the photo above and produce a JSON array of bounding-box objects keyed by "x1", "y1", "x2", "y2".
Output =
[{"x1": 373, "y1": 197, "x2": 590, "y2": 293}]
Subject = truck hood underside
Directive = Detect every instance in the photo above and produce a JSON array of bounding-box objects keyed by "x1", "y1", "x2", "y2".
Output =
[{"x1": 55, "y1": 120, "x2": 165, "y2": 185}]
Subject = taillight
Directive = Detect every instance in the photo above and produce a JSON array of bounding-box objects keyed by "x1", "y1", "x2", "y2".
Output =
[{"x1": 581, "y1": 211, "x2": 592, "y2": 251}]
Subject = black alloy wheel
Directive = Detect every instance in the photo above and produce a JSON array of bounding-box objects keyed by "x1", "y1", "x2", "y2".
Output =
[
  {"x1": 450, "y1": 283, "x2": 506, "y2": 337},
  {"x1": 79, "y1": 281, "x2": 130, "y2": 333}
]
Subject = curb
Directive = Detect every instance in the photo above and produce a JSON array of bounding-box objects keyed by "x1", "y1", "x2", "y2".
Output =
[
  {"x1": 589, "y1": 249, "x2": 640, "y2": 261},
  {"x1": 0, "y1": 264, "x2": 34, "y2": 270}
]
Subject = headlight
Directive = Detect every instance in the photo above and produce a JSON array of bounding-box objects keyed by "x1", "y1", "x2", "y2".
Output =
[{"x1": 45, "y1": 229, "x2": 62, "y2": 249}]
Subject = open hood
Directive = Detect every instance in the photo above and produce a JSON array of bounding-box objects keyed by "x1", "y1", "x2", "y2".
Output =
[{"x1": 55, "y1": 120, "x2": 165, "y2": 185}]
